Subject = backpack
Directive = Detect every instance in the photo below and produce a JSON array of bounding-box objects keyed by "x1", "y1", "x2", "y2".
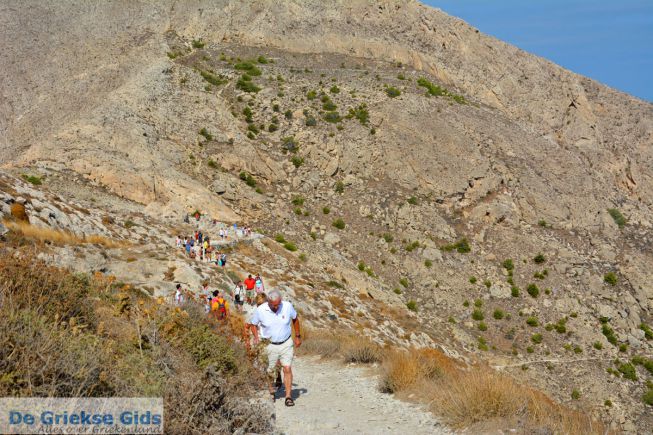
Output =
[{"x1": 211, "y1": 297, "x2": 226, "y2": 313}]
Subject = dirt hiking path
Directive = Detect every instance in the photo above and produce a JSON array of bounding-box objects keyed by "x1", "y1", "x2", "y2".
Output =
[{"x1": 273, "y1": 356, "x2": 450, "y2": 434}]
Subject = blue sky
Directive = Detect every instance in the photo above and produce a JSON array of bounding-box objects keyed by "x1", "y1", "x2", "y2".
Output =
[{"x1": 423, "y1": 0, "x2": 653, "y2": 102}]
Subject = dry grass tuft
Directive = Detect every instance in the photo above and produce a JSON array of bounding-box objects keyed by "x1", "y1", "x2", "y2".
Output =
[
  {"x1": 342, "y1": 337, "x2": 381, "y2": 363},
  {"x1": 428, "y1": 368, "x2": 602, "y2": 434},
  {"x1": 380, "y1": 348, "x2": 450, "y2": 393},
  {"x1": 4, "y1": 220, "x2": 124, "y2": 248}
]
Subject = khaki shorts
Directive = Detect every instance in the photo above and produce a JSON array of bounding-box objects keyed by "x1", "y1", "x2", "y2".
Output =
[{"x1": 265, "y1": 338, "x2": 294, "y2": 373}]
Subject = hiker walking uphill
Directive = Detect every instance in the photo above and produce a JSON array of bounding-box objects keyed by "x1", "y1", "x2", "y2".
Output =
[{"x1": 248, "y1": 290, "x2": 301, "y2": 407}]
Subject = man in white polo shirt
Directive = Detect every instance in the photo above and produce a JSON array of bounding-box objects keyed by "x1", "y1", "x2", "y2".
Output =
[{"x1": 248, "y1": 289, "x2": 302, "y2": 406}]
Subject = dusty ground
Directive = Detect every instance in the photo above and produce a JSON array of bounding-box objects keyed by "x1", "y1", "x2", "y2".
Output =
[{"x1": 273, "y1": 356, "x2": 449, "y2": 435}]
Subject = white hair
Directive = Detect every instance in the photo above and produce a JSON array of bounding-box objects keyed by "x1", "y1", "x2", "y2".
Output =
[{"x1": 267, "y1": 289, "x2": 282, "y2": 302}]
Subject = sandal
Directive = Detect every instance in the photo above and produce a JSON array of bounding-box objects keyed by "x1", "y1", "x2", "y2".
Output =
[{"x1": 284, "y1": 397, "x2": 295, "y2": 407}]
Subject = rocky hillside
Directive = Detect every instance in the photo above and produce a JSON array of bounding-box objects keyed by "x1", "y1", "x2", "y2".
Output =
[{"x1": 2, "y1": 0, "x2": 652, "y2": 432}]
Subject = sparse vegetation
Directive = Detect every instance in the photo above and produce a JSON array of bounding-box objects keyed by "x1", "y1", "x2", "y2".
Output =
[
  {"x1": 607, "y1": 208, "x2": 626, "y2": 228},
  {"x1": 472, "y1": 309, "x2": 484, "y2": 321},
  {"x1": 511, "y1": 286, "x2": 521, "y2": 297},
  {"x1": 526, "y1": 283, "x2": 540, "y2": 298},
  {"x1": 239, "y1": 171, "x2": 256, "y2": 187},
  {"x1": 200, "y1": 70, "x2": 227, "y2": 87},
  {"x1": 347, "y1": 104, "x2": 369, "y2": 125},
  {"x1": 441, "y1": 238, "x2": 471, "y2": 253},
  {"x1": 334, "y1": 181, "x2": 345, "y2": 193},
  {"x1": 533, "y1": 253, "x2": 546, "y2": 264},
  {"x1": 406, "y1": 300, "x2": 418, "y2": 312},
  {"x1": 526, "y1": 317, "x2": 539, "y2": 327},
  {"x1": 416, "y1": 77, "x2": 467, "y2": 104},
  {"x1": 199, "y1": 128, "x2": 213, "y2": 141},
  {"x1": 22, "y1": 174, "x2": 42, "y2": 185},
  {"x1": 291, "y1": 156, "x2": 304, "y2": 168},
  {"x1": 493, "y1": 309, "x2": 505, "y2": 320},
  {"x1": 385, "y1": 86, "x2": 401, "y2": 98},
  {"x1": 332, "y1": 218, "x2": 346, "y2": 230},
  {"x1": 603, "y1": 272, "x2": 617, "y2": 286},
  {"x1": 618, "y1": 362, "x2": 637, "y2": 381},
  {"x1": 236, "y1": 74, "x2": 260, "y2": 93}
]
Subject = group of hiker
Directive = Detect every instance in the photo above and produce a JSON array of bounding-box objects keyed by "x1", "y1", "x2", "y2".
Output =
[
  {"x1": 175, "y1": 231, "x2": 228, "y2": 265},
  {"x1": 174, "y1": 277, "x2": 300, "y2": 406},
  {"x1": 172, "y1": 222, "x2": 300, "y2": 407}
]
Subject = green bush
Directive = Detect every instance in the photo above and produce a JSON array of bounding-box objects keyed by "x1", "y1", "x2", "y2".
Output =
[
  {"x1": 385, "y1": 86, "x2": 401, "y2": 98},
  {"x1": 469, "y1": 276, "x2": 477, "y2": 284},
  {"x1": 324, "y1": 111, "x2": 342, "y2": 123},
  {"x1": 607, "y1": 208, "x2": 626, "y2": 228},
  {"x1": 511, "y1": 286, "x2": 520, "y2": 297},
  {"x1": 234, "y1": 62, "x2": 262, "y2": 76},
  {"x1": 416, "y1": 77, "x2": 466, "y2": 103},
  {"x1": 531, "y1": 333, "x2": 543, "y2": 344},
  {"x1": 207, "y1": 159, "x2": 218, "y2": 169},
  {"x1": 305, "y1": 116, "x2": 317, "y2": 126},
  {"x1": 493, "y1": 309, "x2": 505, "y2": 320},
  {"x1": 274, "y1": 234, "x2": 286, "y2": 243},
  {"x1": 236, "y1": 75, "x2": 260, "y2": 93},
  {"x1": 399, "y1": 278, "x2": 409, "y2": 288},
  {"x1": 502, "y1": 259, "x2": 514, "y2": 271},
  {"x1": 478, "y1": 322, "x2": 487, "y2": 331},
  {"x1": 200, "y1": 70, "x2": 227, "y2": 87},
  {"x1": 291, "y1": 156, "x2": 304, "y2": 168},
  {"x1": 347, "y1": 104, "x2": 369, "y2": 126},
  {"x1": 618, "y1": 363, "x2": 637, "y2": 381},
  {"x1": 306, "y1": 90, "x2": 317, "y2": 100},
  {"x1": 571, "y1": 389, "x2": 581, "y2": 400},
  {"x1": 593, "y1": 341, "x2": 603, "y2": 350},
  {"x1": 472, "y1": 309, "x2": 484, "y2": 321},
  {"x1": 332, "y1": 218, "x2": 345, "y2": 230},
  {"x1": 526, "y1": 317, "x2": 539, "y2": 327},
  {"x1": 334, "y1": 181, "x2": 344, "y2": 193},
  {"x1": 257, "y1": 55, "x2": 269, "y2": 64},
  {"x1": 643, "y1": 388, "x2": 653, "y2": 406},
  {"x1": 283, "y1": 242, "x2": 298, "y2": 252},
  {"x1": 330, "y1": 85, "x2": 340, "y2": 94},
  {"x1": 533, "y1": 253, "x2": 546, "y2": 264},
  {"x1": 441, "y1": 238, "x2": 471, "y2": 254},
  {"x1": 22, "y1": 174, "x2": 42, "y2": 185},
  {"x1": 393, "y1": 288, "x2": 402, "y2": 295},
  {"x1": 640, "y1": 323, "x2": 653, "y2": 340},
  {"x1": 424, "y1": 260, "x2": 432, "y2": 268},
  {"x1": 382, "y1": 233, "x2": 393, "y2": 243},
  {"x1": 602, "y1": 324, "x2": 618, "y2": 346},
  {"x1": 191, "y1": 38, "x2": 205, "y2": 48},
  {"x1": 604, "y1": 272, "x2": 617, "y2": 286},
  {"x1": 406, "y1": 300, "x2": 417, "y2": 312},
  {"x1": 526, "y1": 284, "x2": 540, "y2": 298},
  {"x1": 239, "y1": 171, "x2": 256, "y2": 187},
  {"x1": 483, "y1": 280, "x2": 492, "y2": 289},
  {"x1": 284, "y1": 109, "x2": 293, "y2": 120}
]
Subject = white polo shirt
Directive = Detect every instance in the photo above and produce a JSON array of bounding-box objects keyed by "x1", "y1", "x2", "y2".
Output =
[{"x1": 250, "y1": 301, "x2": 297, "y2": 343}]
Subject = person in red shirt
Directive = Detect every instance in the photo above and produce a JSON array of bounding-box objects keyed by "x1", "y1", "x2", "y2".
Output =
[{"x1": 244, "y1": 274, "x2": 256, "y2": 304}]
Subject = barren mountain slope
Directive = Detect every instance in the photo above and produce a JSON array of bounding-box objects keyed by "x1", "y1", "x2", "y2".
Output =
[{"x1": 1, "y1": 0, "x2": 653, "y2": 432}]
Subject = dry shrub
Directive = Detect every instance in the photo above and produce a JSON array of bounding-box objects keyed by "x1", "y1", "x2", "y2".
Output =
[
  {"x1": 4, "y1": 220, "x2": 123, "y2": 248},
  {"x1": 299, "y1": 328, "x2": 343, "y2": 357},
  {"x1": 342, "y1": 336, "x2": 381, "y2": 363},
  {"x1": 429, "y1": 368, "x2": 603, "y2": 434},
  {"x1": 0, "y1": 252, "x2": 271, "y2": 433},
  {"x1": 10, "y1": 203, "x2": 28, "y2": 222},
  {"x1": 380, "y1": 348, "x2": 451, "y2": 393},
  {"x1": 327, "y1": 295, "x2": 346, "y2": 312}
]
